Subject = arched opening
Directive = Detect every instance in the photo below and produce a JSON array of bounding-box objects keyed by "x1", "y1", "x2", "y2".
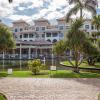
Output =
[
  {"x1": 47, "y1": 39, "x2": 51, "y2": 42},
  {"x1": 52, "y1": 39, "x2": 57, "y2": 43}
]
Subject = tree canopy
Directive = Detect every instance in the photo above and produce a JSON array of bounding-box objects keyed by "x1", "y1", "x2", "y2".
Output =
[{"x1": 0, "y1": 23, "x2": 15, "y2": 52}]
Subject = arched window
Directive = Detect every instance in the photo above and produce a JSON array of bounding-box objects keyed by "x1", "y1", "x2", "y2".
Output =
[
  {"x1": 53, "y1": 39, "x2": 57, "y2": 43},
  {"x1": 47, "y1": 39, "x2": 51, "y2": 42}
]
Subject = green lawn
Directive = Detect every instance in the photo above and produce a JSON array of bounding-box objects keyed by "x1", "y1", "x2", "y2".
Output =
[
  {"x1": 0, "y1": 93, "x2": 7, "y2": 100},
  {"x1": 61, "y1": 61, "x2": 100, "y2": 68},
  {"x1": 0, "y1": 70, "x2": 100, "y2": 78}
]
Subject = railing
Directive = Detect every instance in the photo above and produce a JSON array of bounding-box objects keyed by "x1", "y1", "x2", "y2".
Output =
[{"x1": 0, "y1": 54, "x2": 53, "y2": 60}]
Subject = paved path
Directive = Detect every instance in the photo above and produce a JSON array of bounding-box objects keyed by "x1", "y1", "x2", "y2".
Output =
[{"x1": 0, "y1": 78, "x2": 100, "y2": 100}]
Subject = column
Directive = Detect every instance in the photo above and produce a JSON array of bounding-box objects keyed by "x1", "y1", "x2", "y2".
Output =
[
  {"x1": 13, "y1": 49, "x2": 15, "y2": 58},
  {"x1": 28, "y1": 47, "x2": 31, "y2": 59},
  {"x1": 20, "y1": 44, "x2": 22, "y2": 59},
  {"x1": 40, "y1": 48, "x2": 42, "y2": 55},
  {"x1": 20, "y1": 44, "x2": 22, "y2": 70},
  {"x1": 69, "y1": 50, "x2": 72, "y2": 61},
  {"x1": 36, "y1": 47, "x2": 37, "y2": 58},
  {"x1": 51, "y1": 45, "x2": 54, "y2": 66},
  {"x1": 3, "y1": 51, "x2": 5, "y2": 71}
]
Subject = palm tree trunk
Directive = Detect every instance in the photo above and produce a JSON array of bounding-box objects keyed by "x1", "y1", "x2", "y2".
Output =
[{"x1": 74, "y1": 51, "x2": 79, "y2": 73}]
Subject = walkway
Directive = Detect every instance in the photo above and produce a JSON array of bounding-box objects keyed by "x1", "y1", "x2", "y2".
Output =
[{"x1": 0, "y1": 78, "x2": 100, "y2": 100}]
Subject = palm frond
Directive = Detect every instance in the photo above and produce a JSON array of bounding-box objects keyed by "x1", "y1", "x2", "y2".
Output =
[
  {"x1": 66, "y1": 4, "x2": 80, "y2": 22},
  {"x1": 84, "y1": 4, "x2": 96, "y2": 16},
  {"x1": 85, "y1": 0, "x2": 98, "y2": 7},
  {"x1": 92, "y1": 15, "x2": 100, "y2": 30},
  {"x1": 69, "y1": 18, "x2": 84, "y2": 32}
]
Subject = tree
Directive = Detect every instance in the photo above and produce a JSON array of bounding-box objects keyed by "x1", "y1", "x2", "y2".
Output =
[
  {"x1": 92, "y1": 15, "x2": 100, "y2": 31},
  {"x1": 92, "y1": 15, "x2": 100, "y2": 40},
  {"x1": 54, "y1": 18, "x2": 99, "y2": 73},
  {"x1": 83, "y1": 40, "x2": 99, "y2": 65},
  {"x1": 53, "y1": 40, "x2": 67, "y2": 66},
  {"x1": 0, "y1": 23, "x2": 15, "y2": 52},
  {"x1": 66, "y1": 0, "x2": 98, "y2": 22},
  {"x1": 28, "y1": 59, "x2": 46, "y2": 75}
]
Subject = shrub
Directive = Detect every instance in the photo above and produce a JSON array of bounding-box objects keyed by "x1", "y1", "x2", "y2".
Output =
[{"x1": 28, "y1": 59, "x2": 46, "y2": 75}]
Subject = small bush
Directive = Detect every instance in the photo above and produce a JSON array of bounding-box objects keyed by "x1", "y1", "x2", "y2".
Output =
[{"x1": 28, "y1": 59, "x2": 46, "y2": 75}]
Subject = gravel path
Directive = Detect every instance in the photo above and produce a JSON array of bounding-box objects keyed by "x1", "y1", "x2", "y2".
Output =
[{"x1": 0, "y1": 78, "x2": 100, "y2": 100}]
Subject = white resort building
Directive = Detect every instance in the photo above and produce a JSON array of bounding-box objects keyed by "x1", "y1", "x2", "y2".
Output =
[{"x1": 0, "y1": 17, "x2": 99, "y2": 59}]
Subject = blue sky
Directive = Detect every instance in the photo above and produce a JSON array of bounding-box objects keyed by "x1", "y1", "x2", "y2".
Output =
[{"x1": 0, "y1": 0, "x2": 100, "y2": 26}]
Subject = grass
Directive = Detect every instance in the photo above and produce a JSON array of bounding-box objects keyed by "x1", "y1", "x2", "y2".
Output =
[
  {"x1": 61, "y1": 61, "x2": 100, "y2": 68},
  {"x1": 8, "y1": 70, "x2": 49, "y2": 78},
  {"x1": 0, "y1": 93, "x2": 7, "y2": 100},
  {"x1": 0, "y1": 70, "x2": 100, "y2": 78},
  {"x1": 98, "y1": 93, "x2": 100, "y2": 100}
]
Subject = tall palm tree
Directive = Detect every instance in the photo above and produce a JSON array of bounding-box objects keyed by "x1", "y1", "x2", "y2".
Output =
[
  {"x1": 54, "y1": 18, "x2": 99, "y2": 73},
  {"x1": 66, "y1": 0, "x2": 98, "y2": 22}
]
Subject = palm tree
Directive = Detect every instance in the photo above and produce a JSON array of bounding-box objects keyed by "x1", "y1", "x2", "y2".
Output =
[
  {"x1": 91, "y1": 15, "x2": 100, "y2": 43},
  {"x1": 66, "y1": 0, "x2": 98, "y2": 22},
  {"x1": 54, "y1": 18, "x2": 99, "y2": 73},
  {"x1": 92, "y1": 15, "x2": 100, "y2": 31}
]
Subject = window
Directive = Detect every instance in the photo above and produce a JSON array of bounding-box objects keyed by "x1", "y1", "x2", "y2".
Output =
[
  {"x1": 36, "y1": 27, "x2": 39, "y2": 31},
  {"x1": 23, "y1": 34, "x2": 28, "y2": 38},
  {"x1": 20, "y1": 35, "x2": 22, "y2": 38},
  {"x1": 59, "y1": 33, "x2": 63, "y2": 37},
  {"x1": 59, "y1": 26, "x2": 64, "y2": 30},
  {"x1": 52, "y1": 33, "x2": 58, "y2": 37},
  {"x1": 15, "y1": 28, "x2": 18, "y2": 32},
  {"x1": 47, "y1": 39, "x2": 51, "y2": 42},
  {"x1": 25, "y1": 27, "x2": 28, "y2": 30},
  {"x1": 66, "y1": 26, "x2": 70, "y2": 29},
  {"x1": 30, "y1": 40, "x2": 33, "y2": 41},
  {"x1": 20, "y1": 28, "x2": 23, "y2": 32},
  {"x1": 41, "y1": 27, "x2": 45, "y2": 31},
  {"x1": 29, "y1": 34, "x2": 33, "y2": 38},
  {"x1": 85, "y1": 25, "x2": 89, "y2": 29},
  {"x1": 42, "y1": 34, "x2": 45, "y2": 38},
  {"x1": 91, "y1": 25, "x2": 94, "y2": 30},
  {"x1": 46, "y1": 33, "x2": 51, "y2": 37}
]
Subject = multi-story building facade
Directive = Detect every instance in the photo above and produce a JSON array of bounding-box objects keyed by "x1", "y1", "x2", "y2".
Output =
[{"x1": 0, "y1": 17, "x2": 99, "y2": 59}]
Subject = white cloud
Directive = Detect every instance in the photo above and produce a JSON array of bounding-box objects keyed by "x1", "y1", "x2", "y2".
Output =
[
  {"x1": 0, "y1": 0, "x2": 100, "y2": 25},
  {"x1": 46, "y1": 11, "x2": 64, "y2": 20},
  {"x1": 8, "y1": 14, "x2": 31, "y2": 21},
  {"x1": 18, "y1": 7, "x2": 26, "y2": 11}
]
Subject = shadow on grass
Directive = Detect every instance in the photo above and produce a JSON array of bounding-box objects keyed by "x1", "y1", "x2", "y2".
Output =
[
  {"x1": 50, "y1": 71, "x2": 79, "y2": 78},
  {"x1": 51, "y1": 70, "x2": 100, "y2": 78},
  {"x1": 0, "y1": 93, "x2": 7, "y2": 100},
  {"x1": 0, "y1": 72, "x2": 8, "y2": 78}
]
